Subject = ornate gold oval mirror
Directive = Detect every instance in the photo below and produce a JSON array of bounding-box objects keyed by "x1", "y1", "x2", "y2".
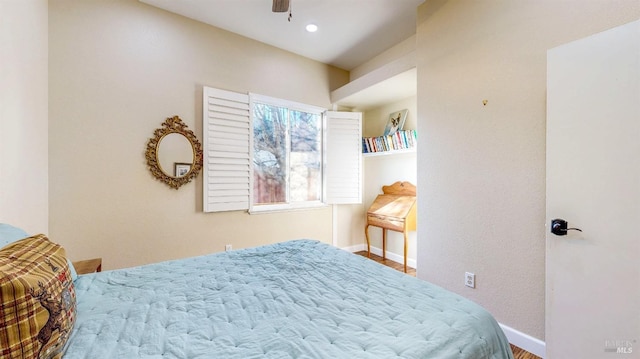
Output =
[{"x1": 145, "y1": 116, "x2": 203, "y2": 189}]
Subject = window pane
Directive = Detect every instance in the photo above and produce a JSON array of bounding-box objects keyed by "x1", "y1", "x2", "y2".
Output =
[
  {"x1": 289, "y1": 110, "x2": 321, "y2": 202},
  {"x1": 253, "y1": 103, "x2": 287, "y2": 204}
]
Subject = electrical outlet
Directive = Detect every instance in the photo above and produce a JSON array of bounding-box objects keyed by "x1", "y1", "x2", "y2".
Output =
[
  {"x1": 465, "y1": 272, "x2": 475, "y2": 288},
  {"x1": 225, "y1": 244, "x2": 232, "y2": 252}
]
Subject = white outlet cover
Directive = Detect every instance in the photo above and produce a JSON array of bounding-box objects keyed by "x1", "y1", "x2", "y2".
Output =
[{"x1": 465, "y1": 272, "x2": 475, "y2": 288}]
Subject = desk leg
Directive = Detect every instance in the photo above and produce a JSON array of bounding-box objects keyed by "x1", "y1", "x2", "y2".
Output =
[
  {"x1": 403, "y1": 230, "x2": 408, "y2": 273},
  {"x1": 365, "y1": 224, "x2": 371, "y2": 258},
  {"x1": 382, "y1": 228, "x2": 387, "y2": 260}
]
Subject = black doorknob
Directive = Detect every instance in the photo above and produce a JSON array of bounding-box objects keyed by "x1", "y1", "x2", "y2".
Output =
[{"x1": 551, "y1": 219, "x2": 582, "y2": 236}]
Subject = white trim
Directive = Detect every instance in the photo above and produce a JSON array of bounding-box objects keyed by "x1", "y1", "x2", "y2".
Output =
[
  {"x1": 331, "y1": 204, "x2": 338, "y2": 247},
  {"x1": 499, "y1": 323, "x2": 546, "y2": 358},
  {"x1": 250, "y1": 93, "x2": 326, "y2": 114},
  {"x1": 340, "y1": 243, "x2": 367, "y2": 252},
  {"x1": 248, "y1": 202, "x2": 328, "y2": 214},
  {"x1": 340, "y1": 244, "x2": 416, "y2": 269}
]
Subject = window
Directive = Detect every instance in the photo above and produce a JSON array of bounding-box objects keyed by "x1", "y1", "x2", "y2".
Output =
[
  {"x1": 250, "y1": 94, "x2": 325, "y2": 212},
  {"x1": 203, "y1": 86, "x2": 361, "y2": 214}
]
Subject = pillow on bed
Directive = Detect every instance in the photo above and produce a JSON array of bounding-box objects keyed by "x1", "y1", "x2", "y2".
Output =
[
  {"x1": 0, "y1": 234, "x2": 76, "y2": 359},
  {"x1": 0, "y1": 223, "x2": 30, "y2": 247},
  {"x1": 0, "y1": 223, "x2": 78, "y2": 281}
]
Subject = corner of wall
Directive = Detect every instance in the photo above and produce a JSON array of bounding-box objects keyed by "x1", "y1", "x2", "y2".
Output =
[{"x1": 0, "y1": 0, "x2": 49, "y2": 234}]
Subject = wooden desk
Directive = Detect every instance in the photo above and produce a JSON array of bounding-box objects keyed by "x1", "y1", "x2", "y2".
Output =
[
  {"x1": 72, "y1": 258, "x2": 102, "y2": 275},
  {"x1": 365, "y1": 182, "x2": 416, "y2": 273}
]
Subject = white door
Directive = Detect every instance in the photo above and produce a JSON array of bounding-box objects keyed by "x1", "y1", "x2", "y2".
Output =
[{"x1": 546, "y1": 20, "x2": 639, "y2": 359}]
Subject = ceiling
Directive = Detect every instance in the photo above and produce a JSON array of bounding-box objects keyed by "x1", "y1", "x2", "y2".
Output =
[{"x1": 139, "y1": 0, "x2": 424, "y2": 71}]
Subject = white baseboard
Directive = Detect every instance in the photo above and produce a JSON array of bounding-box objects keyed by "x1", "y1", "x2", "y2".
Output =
[
  {"x1": 500, "y1": 323, "x2": 546, "y2": 358},
  {"x1": 340, "y1": 243, "x2": 367, "y2": 253},
  {"x1": 341, "y1": 244, "x2": 416, "y2": 269}
]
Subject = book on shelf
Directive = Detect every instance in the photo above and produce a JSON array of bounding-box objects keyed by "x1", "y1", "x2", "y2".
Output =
[{"x1": 362, "y1": 129, "x2": 417, "y2": 154}]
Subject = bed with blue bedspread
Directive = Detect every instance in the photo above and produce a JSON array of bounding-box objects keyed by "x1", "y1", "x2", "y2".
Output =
[{"x1": 64, "y1": 240, "x2": 513, "y2": 358}]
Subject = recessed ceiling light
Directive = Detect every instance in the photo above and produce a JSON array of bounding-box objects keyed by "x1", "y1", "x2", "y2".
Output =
[{"x1": 306, "y1": 24, "x2": 318, "y2": 33}]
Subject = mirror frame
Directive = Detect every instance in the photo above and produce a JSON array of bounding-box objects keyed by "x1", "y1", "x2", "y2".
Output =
[{"x1": 145, "y1": 116, "x2": 203, "y2": 189}]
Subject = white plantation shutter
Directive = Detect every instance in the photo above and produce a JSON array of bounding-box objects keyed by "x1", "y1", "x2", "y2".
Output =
[
  {"x1": 203, "y1": 86, "x2": 362, "y2": 212},
  {"x1": 203, "y1": 87, "x2": 251, "y2": 212},
  {"x1": 324, "y1": 111, "x2": 362, "y2": 204}
]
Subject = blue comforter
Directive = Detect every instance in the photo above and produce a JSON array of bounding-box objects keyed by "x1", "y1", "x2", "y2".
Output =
[{"x1": 64, "y1": 240, "x2": 513, "y2": 358}]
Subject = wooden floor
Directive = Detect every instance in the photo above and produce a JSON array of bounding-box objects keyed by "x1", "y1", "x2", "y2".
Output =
[
  {"x1": 355, "y1": 251, "x2": 541, "y2": 359},
  {"x1": 354, "y1": 250, "x2": 416, "y2": 276},
  {"x1": 510, "y1": 344, "x2": 541, "y2": 359}
]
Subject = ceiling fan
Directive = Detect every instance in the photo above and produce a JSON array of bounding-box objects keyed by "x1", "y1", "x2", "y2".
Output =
[
  {"x1": 272, "y1": 0, "x2": 292, "y2": 21},
  {"x1": 272, "y1": 0, "x2": 290, "y2": 13}
]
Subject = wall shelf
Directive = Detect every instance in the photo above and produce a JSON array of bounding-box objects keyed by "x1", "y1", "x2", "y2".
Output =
[{"x1": 363, "y1": 148, "x2": 416, "y2": 157}]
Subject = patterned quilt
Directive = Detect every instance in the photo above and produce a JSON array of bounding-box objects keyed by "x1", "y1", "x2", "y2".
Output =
[{"x1": 63, "y1": 240, "x2": 513, "y2": 358}]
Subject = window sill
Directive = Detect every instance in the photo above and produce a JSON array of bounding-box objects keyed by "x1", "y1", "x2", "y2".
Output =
[{"x1": 248, "y1": 202, "x2": 329, "y2": 214}]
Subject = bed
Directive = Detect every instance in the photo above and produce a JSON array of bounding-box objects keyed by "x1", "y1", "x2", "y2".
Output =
[{"x1": 1, "y1": 229, "x2": 513, "y2": 359}]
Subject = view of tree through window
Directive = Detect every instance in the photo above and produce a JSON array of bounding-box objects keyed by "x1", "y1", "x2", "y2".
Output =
[{"x1": 253, "y1": 102, "x2": 321, "y2": 207}]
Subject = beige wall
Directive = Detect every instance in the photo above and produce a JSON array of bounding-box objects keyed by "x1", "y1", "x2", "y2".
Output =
[
  {"x1": 0, "y1": 0, "x2": 49, "y2": 234},
  {"x1": 48, "y1": 0, "x2": 349, "y2": 270},
  {"x1": 349, "y1": 36, "x2": 416, "y2": 82},
  {"x1": 362, "y1": 97, "x2": 417, "y2": 138},
  {"x1": 416, "y1": 0, "x2": 639, "y2": 342}
]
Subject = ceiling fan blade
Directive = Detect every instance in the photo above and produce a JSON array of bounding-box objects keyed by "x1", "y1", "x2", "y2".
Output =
[{"x1": 272, "y1": 0, "x2": 289, "y2": 12}]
